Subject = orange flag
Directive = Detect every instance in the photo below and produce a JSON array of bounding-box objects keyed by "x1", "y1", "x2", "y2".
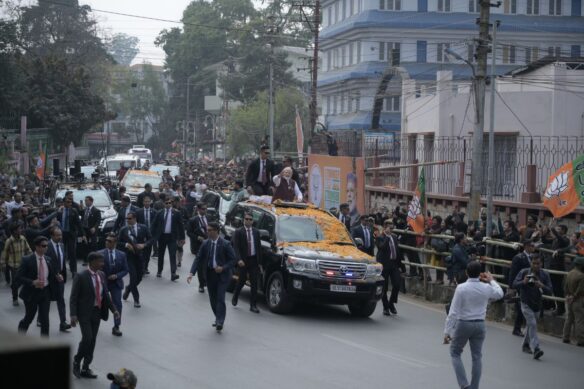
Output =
[
  {"x1": 407, "y1": 167, "x2": 425, "y2": 233},
  {"x1": 543, "y1": 154, "x2": 584, "y2": 218},
  {"x1": 35, "y1": 150, "x2": 46, "y2": 180}
]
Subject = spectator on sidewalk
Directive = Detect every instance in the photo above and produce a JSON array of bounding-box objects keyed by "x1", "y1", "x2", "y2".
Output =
[{"x1": 563, "y1": 256, "x2": 584, "y2": 346}]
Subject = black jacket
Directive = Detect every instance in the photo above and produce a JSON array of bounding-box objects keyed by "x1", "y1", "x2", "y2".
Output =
[
  {"x1": 231, "y1": 226, "x2": 262, "y2": 264},
  {"x1": 351, "y1": 224, "x2": 375, "y2": 255},
  {"x1": 56, "y1": 207, "x2": 81, "y2": 235},
  {"x1": 509, "y1": 252, "x2": 532, "y2": 287},
  {"x1": 152, "y1": 208, "x2": 185, "y2": 241},
  {"x1": 16, "y1": 253, "x2": 58, "y2": 302},
  {"x1": 375, "y1": 233, "x2": 403, "y2": 269},
  {"x1": 47, "y1": 240, "x2": 68, "y2": 282},
  {"x1": 245, "y1": 158, "x2": 276, "y2": 188},
  {"x1": 136, "y1": 190, "x2": 154, "y2": 208},
  {"x1": 135, "y1": 207, "x2": 157, "y2": 231},
  {"x1": 118, "y1": 223, "x2": 154, "y2": 261},
  {"x1": 81, "y1": 206, "x2": 101, "y2": 232},
  {"x1": 114, "y1": 205, "x2": 139, "y2": 232},
  {"x1": 186, "y1": 214, "x2": 209, "y2": 254},
  {"x1": 513, "y1": 268, "x2": 553, "y2": 312},
  {"x1": 69, "y1": 269, "x2": 115, "y2": 322},
  {"x1": 190, "y1": 237, "x2": 236, "y2": 282}
]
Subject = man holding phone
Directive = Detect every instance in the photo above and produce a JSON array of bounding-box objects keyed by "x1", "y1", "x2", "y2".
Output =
[{"x1": 444, "y1": 261, "x2": 504, "y2": 389}]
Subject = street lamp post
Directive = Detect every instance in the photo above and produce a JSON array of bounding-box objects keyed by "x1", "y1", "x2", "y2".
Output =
[{"x1": 185, "y1": 75, "x2": 196, "y2": 160}]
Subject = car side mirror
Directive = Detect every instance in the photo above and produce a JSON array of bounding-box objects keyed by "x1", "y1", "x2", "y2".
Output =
[{"x1": 259, "y1": 229, "x2": 270, "y2": 242}]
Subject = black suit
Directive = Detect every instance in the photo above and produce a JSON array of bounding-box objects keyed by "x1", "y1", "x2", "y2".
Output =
[
  {"x1": 70, "y1": 269, "x2": 115, "y2": 369},
  {"x1": 186, "y1": 214, "x2": 209, "y2": 288},
  {"x1": 101, "y1": 248, "x2": 128, "y2": 328},
  {"x1": 376, "y1": 233, "x2": 403, "y2": 310},
  {"x1": 509, "y1": 251, "x2": 532, "y2": 333},
  {"x1": 231, "y1": 226, "x2": 262, "y2": 307},
  {"x1": 152, "y1": 208, "x2": 185, "y2": 276},
  {"x1": 47, "y1": 240, "x2": 68, "y2": 325},
  {"x1": 352, "y1": 224, "x2": 375, "y2": 256},
  {"x1": 339, "y1": 214, "x2": 352, "y2": 232},
  {"x1": 245, "y1": 158, "x2": 276, "y2": 196},
  {"x1": 16, "y1": 253, "x2": 57, "y2": 336},
  {"x1": 57, "y1": 206, "x2": 81, "y2": 274},
  {"x1": 81, "y1": 206, "x2": 101, "y2": 259},
  {"x1": 191, "y1": 238, "x2": 236, "y2": 325},
  {"x1": 136, "y1": 206, "x2": 157, "y2": 270},
  {"x1": 118, "y1": 224, "x2": 153, "y2": 303},
  {"x1": 136, "y1": 190, "x2": 154, "y2": 208}
]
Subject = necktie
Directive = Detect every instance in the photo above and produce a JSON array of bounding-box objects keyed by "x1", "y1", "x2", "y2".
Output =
[
  {"x1": 145, "y1": 209, "x2": 150, "y2": 227},
  {"x1": 56, "y1": 243, "x2": 62, "y2": 271},
  {"x1": 210, "y1": 241, "x2": 217, "y2": 268},
  {"x1": 247, "y1": 228, "x2": 253, "y2": 256},
  {"x1": 364, "y1": 226, "x2": 370, "y2": 248},
  {"x1": 132, "y1": 225, "x2": 137, "y2": 238},
  {"x1": 93, "y1": 273, "x2": 102, "y2": 308},
  {"x1": 261, "y1": 160, "x2": 267, "y2": 185},
  {"x1": 201, "y1": 216, "x2": 207, "y2": 232},
  {"x1": 165, "y1": 209, "x2": 170, "y2": 225},
  {"x1": 38, "y1": 256, "x2": 46, "y2": 286},
  {"x1": 85, "y1": 207, "x2": 90, "y2": 225},
  {"x1": 389, "y1": 237, "x2": 396, "y2": 260},
  {"x1": 63, "y1": 208, "x2": 69, "y2": 231},
  {"x1": 109, "y1": 249, "x2": 115, "y2": 266}
]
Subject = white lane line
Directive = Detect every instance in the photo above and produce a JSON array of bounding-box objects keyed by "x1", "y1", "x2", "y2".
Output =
[{"x1": 321, "y1": 333, "x2": 439, "y2": 369}]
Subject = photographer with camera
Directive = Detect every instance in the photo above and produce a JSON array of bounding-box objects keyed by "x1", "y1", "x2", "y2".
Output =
[{"x1": 512, "y1": 255, "x2": 552, "y2": 359}]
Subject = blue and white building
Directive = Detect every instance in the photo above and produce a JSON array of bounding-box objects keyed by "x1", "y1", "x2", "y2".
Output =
[{"x1": 318, "y1": 0, "x2": 584, "y2": 134}]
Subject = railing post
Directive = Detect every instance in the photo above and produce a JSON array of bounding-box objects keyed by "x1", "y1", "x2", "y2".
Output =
[
  {"x1": 455, "y1": 161, "x2": 465, "y2": 197},
  {"x1": 521, "y1": 164, "x2": 540, "y2": 203},
  {"x1": 408, "y1": 159, "x2": 418, "y2": 191}
]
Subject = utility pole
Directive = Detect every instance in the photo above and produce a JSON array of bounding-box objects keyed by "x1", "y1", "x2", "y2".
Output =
[
  {"x1": 185, "y1": 76, "x2": 191, "y2": 160},
  {"x1": 268, "y1": 59, "x2": 275, "y2": 152},
  {"x1": 467, "y1": 1, "x2": 492, "y2": 227},
  {"x1": 309, "y1": 0, "x2": 320, "y2": 134},
  {"x1": 486, "y1": 20, "x2": 500, "y2": 238}
]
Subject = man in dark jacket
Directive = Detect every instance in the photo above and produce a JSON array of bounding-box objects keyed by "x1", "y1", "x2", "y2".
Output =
[
  {"x1": 376, "y1": 220, "x2": 403, "y2": 316},
  {"x1": 448, "y1": 233, "x2": 471, "y2": 285},
  {"x1": 81, "y1": 196, "x2": 101, "y2": 263},
  {"x1": 152, "y1": 198, "x2": 185, "y2": 281},
  {"x1": 231, "y1": 211, "x2": 261, "y2": 313},
  {"x1": 186, "y1": 203, "x2": 209, "y2": 293},
  {"x1": 245, "y1": 145, "x2": 276, "y2": 196},
  {"x1": 46, "y1": 227, "x2": 71, "y2": 332},
  {"x1": 513, "y1": 255, "x2": 552, "y2": 359},
  {"x1": 16, "y1": 236, "x2": 58, "y2": 337},
  {"x1": 508, "y1": 240, "x2": 535, "y2": 337},
  {"x1": 100, "y1": 234, "x2": 128, "y2": 336},
  {"x1": 57, "y1": 198, "x2": 81, "y2": 276},
  {"x1": 352, "y1": 215, "x2": 374, "y2": 256}
]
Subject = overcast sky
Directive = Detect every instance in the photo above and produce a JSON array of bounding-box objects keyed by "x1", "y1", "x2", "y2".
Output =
[{"x1": 80, "y1": 0, "x2": 194, "y2": 66}]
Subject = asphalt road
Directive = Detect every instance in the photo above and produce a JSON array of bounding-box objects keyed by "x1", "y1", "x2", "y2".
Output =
[{"x1": 1, "y1": 249, "x2": 583, "y2": 389}]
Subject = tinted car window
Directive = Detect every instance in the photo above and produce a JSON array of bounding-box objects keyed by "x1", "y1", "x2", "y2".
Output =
[{"x1": 277, "y1": 216, "x2": 324, "y2": 243}]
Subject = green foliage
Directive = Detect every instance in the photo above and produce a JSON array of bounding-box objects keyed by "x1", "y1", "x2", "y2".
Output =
[
  {"x1": 228, "y1": 87, "x2": 308, "y2": 156},
  {"x1": 107, "y1": 33, "x2": 140, "y2": 66}
]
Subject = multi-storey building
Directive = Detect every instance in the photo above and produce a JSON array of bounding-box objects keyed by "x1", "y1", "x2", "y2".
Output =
[{"x1": 318, "y1": 0, "x2": 584, "y2": 134}]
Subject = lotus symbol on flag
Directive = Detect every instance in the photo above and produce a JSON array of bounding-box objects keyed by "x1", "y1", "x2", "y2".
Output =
[
  {"x1": 408, "y1": 195, "x2": 421, "y2": 220},
  {"x1": 544, "y1": 171, "x2": 569, "y2": 199}
]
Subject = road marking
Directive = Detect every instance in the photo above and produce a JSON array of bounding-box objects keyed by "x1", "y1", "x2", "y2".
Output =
[{"x1": 321, "y1": 333, "x2": 439, "y2": 369}]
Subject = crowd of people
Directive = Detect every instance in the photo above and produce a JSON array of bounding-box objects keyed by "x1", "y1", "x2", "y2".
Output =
[{"x1": 1, "y1": 145, "x2": 584, "y2": 386}]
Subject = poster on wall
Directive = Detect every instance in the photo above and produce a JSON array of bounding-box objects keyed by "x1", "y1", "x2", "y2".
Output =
[{"x1": 308, "y1": 154, "x2": 365, "y2": 225}]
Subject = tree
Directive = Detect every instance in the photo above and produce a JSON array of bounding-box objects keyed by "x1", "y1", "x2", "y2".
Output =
[
  {"x1": 107, "y1": 33, "x2": 139, "y2": 66},
  {"x1": 227, "y1": 87, "x2": 308, "y2": 156},
  {"x1": 111, "y1": 64, "x2": 167, "y2": 143}
]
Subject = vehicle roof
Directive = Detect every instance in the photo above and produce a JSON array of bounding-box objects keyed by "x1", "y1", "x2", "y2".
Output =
[
  {"x1": 122, "y1": 169, "x2": 161, "y2": 177},
  {"x1": 104, "y1": 154, "x2": 141, "y2": 161},
  {"x1": 56, "y1": 183, "x2": 107, "y2": 191}
]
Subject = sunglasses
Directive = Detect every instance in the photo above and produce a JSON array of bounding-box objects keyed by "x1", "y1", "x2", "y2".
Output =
[
  {"x1": 126, "y1": 218, "x2": 134, "y2": 220},
  {"x1": 105, "y1": 239, "x2": 115, "y2": 242},
  {"x1": 165, "y1": 202, "x2": 172, "y2": 205},
  {"x1": 244, "y1": 218, "x2": 253, "y2": 221},
  {"x1": 40, "y1": 244, "x2": 48, "y2": 248}
]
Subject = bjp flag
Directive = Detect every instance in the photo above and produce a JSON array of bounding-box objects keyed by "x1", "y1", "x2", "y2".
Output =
[
  {"x1": 543, "y1": 154, "x2": 584, "y2": 218},
  {"x1": 35, "y1": 150, "x2": 46, "y2": 180},
  {"x1": 407, "y1": 167, "x2": 426, "y2": 233}
]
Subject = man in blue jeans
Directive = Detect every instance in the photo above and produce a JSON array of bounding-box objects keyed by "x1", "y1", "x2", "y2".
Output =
[{"x1": 444, "y1": 261, "x2": 504, "y2": 389}]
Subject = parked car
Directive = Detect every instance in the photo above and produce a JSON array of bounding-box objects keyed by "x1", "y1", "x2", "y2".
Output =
[{"x1": 223, "y1": 202, "x2": 384, "y2": 317}]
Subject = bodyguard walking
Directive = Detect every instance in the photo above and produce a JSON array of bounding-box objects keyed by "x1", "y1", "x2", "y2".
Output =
[
  {"x1": 187, "y1": 222, "x2": 236, "y2": 332},
  {"x1": 231, "y1": 212, "x2": 261, "y2": 313},
  {"x1": 153, "y1": 198, "x2": 185, "y2": 281},
  {"x1": 70, "y1": 252, "x2": 119, "y2": 379},
  {"x1": 376, "y1": 220, "x2": 403, "y2": 316},
  {"x1": 444, "y1": 261, "x2": 504, "y2": 389},
  {"x1": 46, "y1": 227, "x2": 71, "y2": 332},
  {"x1": 101, "y1": 234, "x2": 128, "y2": 336}
]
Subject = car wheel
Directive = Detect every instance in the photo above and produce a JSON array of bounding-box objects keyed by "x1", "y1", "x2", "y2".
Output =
[
  {"x1": 348, "y1": 300, "x2": 377, "y2": 318},
  {"x1": 266, "y1": 271, "x2": 293, "y2": 314}
]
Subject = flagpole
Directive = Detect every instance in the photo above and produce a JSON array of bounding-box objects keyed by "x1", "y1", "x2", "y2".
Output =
[{"x1": 365, "y1": 160, "x2": 458, "y2": 172}]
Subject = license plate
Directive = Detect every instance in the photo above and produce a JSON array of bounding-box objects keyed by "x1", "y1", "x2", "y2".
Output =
[{"x1": 330, "y1": 284, "x2": 356, "y2": 293}]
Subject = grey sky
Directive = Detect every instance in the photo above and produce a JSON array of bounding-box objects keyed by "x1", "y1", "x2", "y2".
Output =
[{"x1": 80, "y1": 0, "x2": 193, "y2": 65}]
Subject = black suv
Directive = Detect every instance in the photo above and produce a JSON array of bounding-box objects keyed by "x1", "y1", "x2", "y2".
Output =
[{"x1": 224, "y1": 202, "x2": 384, "y2": 317}]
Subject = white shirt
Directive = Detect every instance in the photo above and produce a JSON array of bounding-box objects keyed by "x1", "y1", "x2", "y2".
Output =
[
  {"x1": 245, "y1": 227, "x2": 256, "y2": 256},
  {"x1": 6, "y1": 200, "x2": 23, "y2": 219},
  {"x1": 272, "y1": 175, "x2": 303, "y2": 201},
  {"x1": 143, "y1": 207, "x2": 152, "y2": 227},
  {"x1": 257, "y1": 159, "x2": 267, "y2": 183},
  {"x1": 164, "y1": 208, "x2": 172, "y2": 234},
  {"x1": 36, "y1": 254, "x2": 49, "y2": 287},
  {"x1": 444, "y1": 278, "x2": 504, "y2": 336}
]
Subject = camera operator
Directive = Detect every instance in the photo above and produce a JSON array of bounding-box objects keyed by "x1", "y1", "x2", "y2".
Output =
[{"x1": 512, "y1": 255, "x2": 552, "y2": 359}]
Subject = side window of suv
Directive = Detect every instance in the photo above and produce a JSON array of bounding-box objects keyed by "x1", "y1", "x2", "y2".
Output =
[
  {"x1": 229, "y1": 205, "x2": 246, "y2": 228},
  {"x1": 258, "y1": 212, "x2": 276, "y2": 237}
]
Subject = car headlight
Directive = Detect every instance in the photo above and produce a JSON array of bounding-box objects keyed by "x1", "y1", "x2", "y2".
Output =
[
  {"x1": 286, "y1": 256, "x2": 318, "y2": 273},
  {"x1": 365, "y1": 264, "x2": 383, "y2": 278}
]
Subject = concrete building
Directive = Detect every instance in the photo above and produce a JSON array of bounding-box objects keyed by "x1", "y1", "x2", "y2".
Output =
[{"x1": 318, "y1": 0, "x2": 584, "y2": 134}]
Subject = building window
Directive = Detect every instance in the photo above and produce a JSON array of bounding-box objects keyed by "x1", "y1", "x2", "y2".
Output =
[
  {"x1": 340, "y1": 92, "x2": 346, "y2": 114},
  {"x1": 469, "y1": 0, "x2": 479, "y2": 12},
  {"x1": 342, "y1": 0, "x2": 347, "y2": 19},
  {"x1": 326, "y1": 96, "x2": 331, "y2": 114},
  {"x1": 334, "y1": 1, "x2": 339, "y2": 22},
  {"x1": 333, "y1": 95, "x2": 338, "y2": 114},
  {"x1": 350, "y1": 0, "x2": 354, "y2": 16},
  {"x1": 385, "y1": 96, "x2": 400, "y2": 112},
  {"x1": 526, "y1": 0, "x2": 539, "y2": 15},
  {"x1": 348, "y1": 43, "x2": 354, "y2": 65},
  {"x1": 341, "y1": 46, "x2": 346, "y2": 67},
  {"x1": 438, "y1": 0, "x2": 451, "y2": 12},
  {"x1": 503, "y1": 0, "x2": 517, "y2": 14},
  {"x1": 502, "y1": 45, "x2": 516, "y2": 64},
  {"x1": 417, "y1": 40, "x2": 427, "y2": 63},
  {"x1": 356, "y1": 41, "x2": 361, "y2": 63},
  {"x1": 572, "y1": 45, "x2": 581, "y2": 58},
  {"x1": 524, "y1": 47, "x2": 539, "y2": 63},
  {"x1": 380, "y1": 0, "x2": 401, "y2": 10},
  {"x1": 437, "y1": 43, "x2": 450, "y2": 63},
  {"x1": 379, "y1": 42, "x2": 400, "y2": 65},
  {"x1": 327, "y1": 50, "x2": 331, "y2": 71},
  {"x1": 327, "y1": 6, "x2": 332, "y2": 26},
  {"x1": 348, "y1": 92, "x2": 353, "y2": 112},
  {"x1": 380, "y1": 0, "x2": 385, "y2": 9},
  {"x1": 379, "y1": 42, "x2": 385, "y2": 61},
  {"x1": 549, "y1": 0, "x2": 561, "y2": 15},
  {"x1": 353, "y1": 91, "x2": 361, "y2": 111},
  {"x1": 548, "y1": 46, "x2": 562, "y2": 57}
]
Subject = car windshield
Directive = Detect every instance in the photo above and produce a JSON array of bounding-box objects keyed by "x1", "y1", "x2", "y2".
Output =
[
  {"x1": 277, "y1": 216, "x2": 325, "y2": 243},
  {"x1": 106, "y1": 160, "x2": 136, "y2": 171},
  {"x1": 122, "y1": 173, "x2": 162, "y2": 189},
  {"x1": 56, "y1": 189, "x2": 111, "y2": 208},
  {"x1": 219, "y1": 198, "x2": 232, "y2": 215}
]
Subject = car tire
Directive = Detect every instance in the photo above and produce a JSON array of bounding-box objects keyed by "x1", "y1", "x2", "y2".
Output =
[
  {"x1": 348, "y1": 300, "x2": 377, "y2": 318},
  {"x1": 266, "y1": 271, "x2": 294, "y2": 314}
]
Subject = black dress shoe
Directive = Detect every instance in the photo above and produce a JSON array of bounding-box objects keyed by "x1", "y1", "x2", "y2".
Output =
[
  {"x1": 212, "y1": 322, "x2": 217, "y2": 327},
  {"x1": 533, "y1": 348, "x2": 544, "y2": 360},
  {"x1": 216, "y1": 324, "x2": 223, "y2": 332},
  {"x1": 389, "y1": 304, "x2": 397, "y2": 315},
  {"x1": 199, "y1": 286, "x2": 205, "y2": 293},
  {"x1": 577, "y1": 342, "x2": 584, "y2": 347},
  {"x1": 178, "y1": 262, "x2": 181, "y2": 267},
  {"x1": 383, "y1": 309, "x2": 391, "y2": 316},
  {"x1": 144, "y1": 269, "x2": 150, "y2": 275},
  {"x1": 112, "y1": 327, "x2": 123, "y2": 337},
  {"x1": 562, "y1": 338, "x2": 570, "y2": 344},
  {"x1": 80, "y1": 368, "x2": 97, "y2": 378},
  {"x1": 122, "y1": 288, "x2": 130, "y2": 301},
  {"x1": 250, "y1": 306, "x2": 260, "y2": 313},
  {"x1": 522, "y1": 345, "x2": 533, "y2": 354},
  {"x1": 73, "y1": 362, "x2": 81, "y2": 378},
  {"x1": 232, "y1": 295, "x2": 238, "y2": 307},
  {"x1": 512, "y1": 329, "x2": 524, "y2": 337},
  {"x1": 59, "y1": 324, "x2": 70, "y2": 332},
  {"x1": 156, "y1": 272, "x2": 162, "y2": 278},
  {"x1": 171, "y1": 274, "x2": 180, "y2": 282},
  {"x1": 134, "y1": 301, "x2": 141, "y2": 308}
]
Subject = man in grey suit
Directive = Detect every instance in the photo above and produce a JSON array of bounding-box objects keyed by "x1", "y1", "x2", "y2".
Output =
[{"x1": 187, "y1": 222, "x2": 236, "y2": 332}]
